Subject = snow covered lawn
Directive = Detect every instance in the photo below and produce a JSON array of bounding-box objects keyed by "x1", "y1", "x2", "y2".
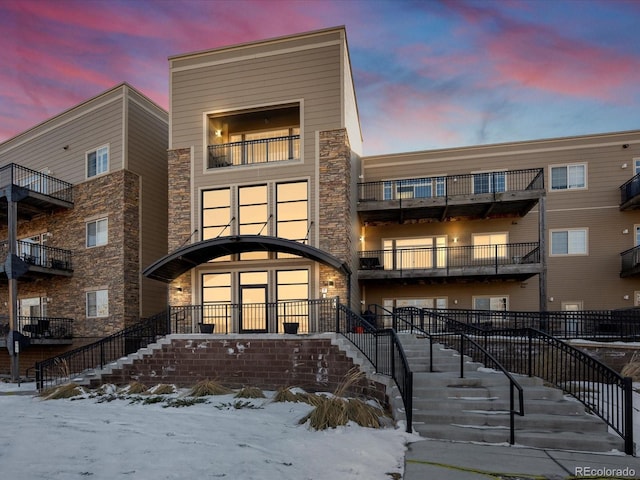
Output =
[{"x1": 0, "y1": 382, "x2": 415, "y2": 480}]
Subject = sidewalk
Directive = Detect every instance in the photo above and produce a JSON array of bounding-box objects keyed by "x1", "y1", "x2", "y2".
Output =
[{"x1": 404, "y1": 438, "x2": 640, "y2": 479}]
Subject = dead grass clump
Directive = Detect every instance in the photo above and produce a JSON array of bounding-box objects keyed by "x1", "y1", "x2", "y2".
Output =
[
  {"x1": 298, "y1": 368, "x2": 387, "y2": 430},
  {"x1": 621, "y1": 353, "x2": 640, "y2": 382},
  {"x1": 189, "y1": 380, "x2": 232, "y2": 397},
  {"x1": 150, "y1": 384, "x2": 176, "y2": 395},
  {"x1": 43, "y1": 383, "x2": 82, "y2": 400},
  {"x1": 272, "y1": 387, "x2": 324, "y2": 406},
  {"x1": 299, "y1": 397, "x2": 348, "y2": 429},
  {"x1": 126, "y1": 381, "x2": 149, "y2": 394},
  {"x1": 235, "y1": 386, "x2": 265, "y2": 399}
]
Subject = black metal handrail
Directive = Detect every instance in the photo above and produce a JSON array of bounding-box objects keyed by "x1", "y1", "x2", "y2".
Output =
[
  {"x1": 358, "y1": 168, "x2": 544, "y2": 203},
  {"x1": 35, "y1": 312, "x2": 169, "y2": 390},
  {"x1": 620, "y1": 172, "x2": 640, "y2": 205},
  {"x1": 376, "y1": 304, "x2": 524, "y2": 444},
  {"x1": 0, "y1": 163, "x2": 73, "y2": 204},
  {"x1": 408, "y1": 307, "x2": 634, "y2": 455},
  {"x1": 208, "y1": 134, "x2": 300, "y2": 168},
  {"x1": 0, "y1": 240, "x2": 73, "y2": 271},
  {"x1": 334, "y1": 303, "x2": 413, "y2": 433},
  {"x1": 359, "y1": 242, "x2": 540, "y2": 272},
  {"x1": 415, "y1": 307, "x2": 640, "y2": 341}
]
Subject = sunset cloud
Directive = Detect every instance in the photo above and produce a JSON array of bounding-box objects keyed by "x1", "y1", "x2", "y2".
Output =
[{"x1": 0, "y1": 0, "x2": 638, "y2": 155}]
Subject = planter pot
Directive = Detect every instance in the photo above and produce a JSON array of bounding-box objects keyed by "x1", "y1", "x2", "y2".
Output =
[
  {"x1": 198, "y1": 323, "x2": 215, "y2": 334},
  {"x1": 283, "y1": 322, "x2": 299, "y2": 334}
]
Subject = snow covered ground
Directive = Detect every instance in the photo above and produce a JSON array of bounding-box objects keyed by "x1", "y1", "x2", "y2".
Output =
[{"x1": 0, "y1": 382, "x2": 417, "y2": 480}]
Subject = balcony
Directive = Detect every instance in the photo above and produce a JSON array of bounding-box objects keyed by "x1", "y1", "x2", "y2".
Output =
[
  {"x1": 358, "y1": 168, "x2": 544, "y2": 224},
  {"x1": 208, "y1": 134, "x2": 300, "y2": 169},
  {"x1": 0, "y1": 315, "x2": 73, "y2": 345},
  {"x1": 358, "y1": 242, "x2": 542, "y2": 282},
  {"x1": 620, "y1": 245, "x2": 640, "y2": 277},
  {"x1": 619, "y1": 173, "x2": 640, "y2": 210},
  {"x1": 0, "y1": 164, "x2": 73, "y2": 221},
  {"x1": 0, "y1": 240, "x2": 73, "y2": 279}
]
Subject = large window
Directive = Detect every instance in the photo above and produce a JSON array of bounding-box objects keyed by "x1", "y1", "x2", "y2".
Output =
[
  {"x1": 202, "y1": 188, "x2": 231, "y2": 239},
  {"x1": 86, "y1": 289, "x2": 108, "y2": 318},
  {"x1": 277, "y1": 181, "x2": 308, "y2": 242},
  {"x1": 473, "y1": 172, "x2": 506, "y2": 194},
  {"x1": 86, "y1": 218, "x2": 108, "y2": 248},
  {"x1": 473, "y1": 296, "x2": 508, "y2": 311},
  {"x1": 227, "y1": 128, "x2": 300, "y2": 165},
  {"x1": 277, "y1": 270, "x2": 309, "y2": 332},
  {"x1": 550, "y1": 229, "x2": 587, "y2": 255},
  {"x1": 550, "y1": 164, "x2": 586, "y2": 191},
  {"x1": 383, "y1": 237, "x2": 446, "y2": 270},
  {"x1": 383, "y1": 177, "x2": 445, "y2": 200},
  {"x1": 87, "y1": 146, "x2": 109, "y2": 178},
  {"x1": 472, "y1": 233, "x2": 508, "y2": 259},
  {"x1": 239, "y1": 185, "x2": 268, "y2": 259}
]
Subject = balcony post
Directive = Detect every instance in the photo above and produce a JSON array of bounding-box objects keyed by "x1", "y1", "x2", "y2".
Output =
[
  {"x1": 538, "y1": 195, "x2": 548, "y2": 311},
  {"x1": 6, "y1": 200, "x2": 20, "y2": 381}
]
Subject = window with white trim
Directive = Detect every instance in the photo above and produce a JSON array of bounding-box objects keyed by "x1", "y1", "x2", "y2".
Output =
[
  {"x1": 86, "y1": 218, "x2": 108, "y2": 248},
  {"x1": 550, "y1": 163, "x2": 586, "y2": 191},
  {"x1": 472, "y1": 232, "x2": 508, "y2": 259},
  {"x1": 550, "y1": 228, "x2": 587, "y2": 255},
  {"x1": 87, "y1": 146, "x2": 109, "y2": 178},
  {"x1": 473, "y1": 296, "x2": 508, "y2": 311},
  {"x1": 473, "y1": 171, "x2": 506, "y2": 194},
  {"x1": 86, "y1": 289, "x2": 108, "y2": 318}
]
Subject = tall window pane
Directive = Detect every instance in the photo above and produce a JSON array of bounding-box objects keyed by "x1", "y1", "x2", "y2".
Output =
[
  {"x1": 239, "y1": 185, "x2": 268, "y2": 259},
  {"x1": 202, "y1": 188, "x2": 231, "y2": 261}
]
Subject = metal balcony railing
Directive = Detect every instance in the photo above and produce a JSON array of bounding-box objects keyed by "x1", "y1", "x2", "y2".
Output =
[
  {"x1": 359, "y1": 242, "x2": 540, "y2": 273},
  {"x1": 620, "y1": 172, "x2": 640, "y2": 207},
  {"x1": 0, "y1": 240, "x2": 73, "y2": 272},
  {"x1": 1, "y1": 315, "x2": 73, "y2": 340},
  {"x1": 0, "y1": 163, "x2": 73, "y2": 204},
  {"x1": 208, "y1": 135, "x2": 300, "y2": 168},
  {"x1": 358, "y1": 168, "x2": 544, "y2": 203},
  {"x1": 620, "y1": 244, "x2": 640, "y2": 276}
]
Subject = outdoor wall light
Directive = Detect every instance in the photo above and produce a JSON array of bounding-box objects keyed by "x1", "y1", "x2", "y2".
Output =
[
  {"x1": 549, "y1": 297, "x2": 554, "y2": 302},
  {"x1": 624, "y1": 295, "x2": 630, "y2": 300},
  {"x1": 622, "y1": 163, "x2": 628, "y2": 169},
  {"x1": 63, "y1": 145, "x2": 69, "y2": 150},
  {"x1": 453, "y1": 237, "x2": 458, "y2": 243},
  {"x1": 623, "y1": 229, "x2": 629, "y2": 234},
  {"x1": 214, "y1": 130, "x2": 222, "y2": 137},
  {"x1": 359, "y1": 236, "x2": 365, "y2": 242},
  {"x1": 623, "y1": 144, "x2": 630, "y2": 149}
]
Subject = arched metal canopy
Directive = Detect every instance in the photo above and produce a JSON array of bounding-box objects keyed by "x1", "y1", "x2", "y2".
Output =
[{"x1": 143, "y1": 235, "x2": 351, "y2": 283}]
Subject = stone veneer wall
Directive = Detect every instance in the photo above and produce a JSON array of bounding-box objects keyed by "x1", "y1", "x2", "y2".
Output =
[
  {"x1": 0, "y1": 170, "x2": 140, "y2": 338},
  {"x1": 318, "y1": 129, "x2": 354, "y2": 305},
  {"x1": 167, "y1": 148, "x2": 193, "y2": 305},
  {"x1": 98, "y1": 336, "x2": 387, "y2": 403}
]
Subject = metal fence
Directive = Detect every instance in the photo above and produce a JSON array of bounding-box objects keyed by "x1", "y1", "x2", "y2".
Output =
[
  {"x1": 620, "y1": 173, "x2": 640, "y2": 205},
  {"x1": 1, "y1": 315, "x2": 73, "y2": 339},
  {"x1": 399, "y1": 307, "x2": 640, "y2": 341},
  {"x1": 0, "y1": 240, "x2": 73, "y2": 271}
]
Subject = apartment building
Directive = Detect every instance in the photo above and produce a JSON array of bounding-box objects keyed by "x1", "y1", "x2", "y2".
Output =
[
  {"x1": 145, "y1": 26, "x2": 640, "y2": 334},
  {"x1": 360, "y1": 132, "x2": 640, "y2": 317},
  {"x1": 144, "y1": 27, "x2": 362, "y2": 334},
  {"x1": 0, "y1": 83, "x2": 168, "y2": 371}
]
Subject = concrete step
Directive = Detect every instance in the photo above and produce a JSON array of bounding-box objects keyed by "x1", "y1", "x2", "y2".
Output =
[
  {"x1": 412, "y1": 424, "x2": 624, "y2": 453},
  {"x1": 412, "y1": 397, "x2": 585, "y2": 415}
]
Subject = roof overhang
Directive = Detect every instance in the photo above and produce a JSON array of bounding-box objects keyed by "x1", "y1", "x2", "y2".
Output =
[{"x1": 143, "y1": 235, "x2": 351, "y2": 283}]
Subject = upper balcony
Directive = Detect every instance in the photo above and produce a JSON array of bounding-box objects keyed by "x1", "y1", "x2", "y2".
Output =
[
  {"x1": 0, "y1": 239, "x2": 73, "y2": 279},
  {"x1": 358, "y1": 242, "x2": 542, "y2": 283},
  {"x1": 207, "y1": 104, "x2": 300, "y2": 170},
  {"x1": 358, "y1": 168, "x2": 544, "y2": 224},
  {"x1": 0, "y1": 164, "x2": 73, "y2": 221},
  {"x1": 0, "y1": 315, "x2": 73, "y2": 346},
  {"x1": 619, "y1": 173, "x2": 640, "y2": 210}
]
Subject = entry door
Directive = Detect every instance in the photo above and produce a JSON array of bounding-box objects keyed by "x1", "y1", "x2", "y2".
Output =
[{"x1": 239, "y1": 284, "x2": 268, "y2": 333}]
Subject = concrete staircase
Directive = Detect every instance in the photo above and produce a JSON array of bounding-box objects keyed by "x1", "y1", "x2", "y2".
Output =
[{"x1": 399, "y1": 333, "x2": 625, "y2": 453}]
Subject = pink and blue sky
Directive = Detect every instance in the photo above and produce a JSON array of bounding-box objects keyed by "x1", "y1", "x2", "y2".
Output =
[{"x1": 1, "y1": 0, "x2": 638, "y2": 155}]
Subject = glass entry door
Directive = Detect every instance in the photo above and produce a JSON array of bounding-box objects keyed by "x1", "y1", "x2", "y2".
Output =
[{"x1": 239, "y1": 279, "x2": 268, "y2": 333}]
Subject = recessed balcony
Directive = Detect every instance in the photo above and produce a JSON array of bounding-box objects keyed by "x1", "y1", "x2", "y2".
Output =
[
  {"x1": 358, "y1": 168, "x2": 544, "y2": 224},
  {"x1": 0, "y1": 163, "x2": 73, "y2": 221},
  {"x1": 358, "y1": 242, "x2": 542, "y2": 282},
  {"x1": 619, "y1": 173, "x2": 640, "y2": 210},
  {"x1": 0, "y1": 240, "x2": 73, "y2": 279}
]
